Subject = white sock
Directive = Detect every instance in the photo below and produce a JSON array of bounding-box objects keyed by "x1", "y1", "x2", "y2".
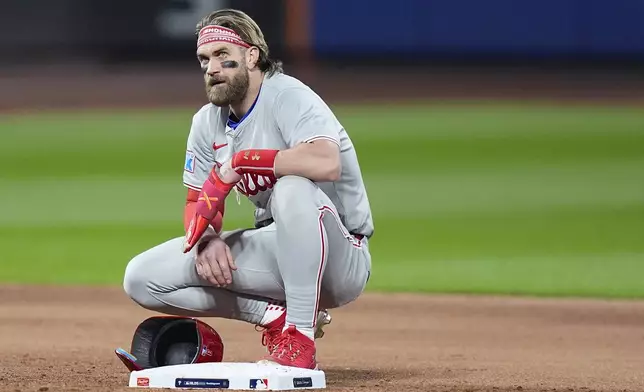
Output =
[
  {"x1": 285, "y1": 324, "x2": 315, "y2": 341},
  {"x1": 259, "y1": 303, "x2": 285, "y2": 326}
]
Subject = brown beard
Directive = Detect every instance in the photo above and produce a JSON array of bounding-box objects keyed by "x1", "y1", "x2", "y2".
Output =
[{"x1": 205, "y1": 62, "x2": 249, "y2": 106}]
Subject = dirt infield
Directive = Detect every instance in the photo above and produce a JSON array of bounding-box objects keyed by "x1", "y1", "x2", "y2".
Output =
[{"x1": 0, "y1": 285, "x2": 643, "y2": 392}]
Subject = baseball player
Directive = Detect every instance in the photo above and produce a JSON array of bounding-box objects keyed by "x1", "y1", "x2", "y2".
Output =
[{"x1": 123, "y1": 8, "x2": 374, "y2": 370}]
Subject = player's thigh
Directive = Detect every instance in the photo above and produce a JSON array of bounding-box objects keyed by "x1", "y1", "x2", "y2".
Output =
[
  {"x1": 317, "y1": 197, "x2": 372, "y2": 308},
  {"x1": 124, "y1": 226, "x2": 284, "y2": 301},
  {"x1": 123, "y1": 236, "x2": 199, "y2": 301},
  {"x1": 219, "y1": 224, "x2": 285, "y2": 301}
]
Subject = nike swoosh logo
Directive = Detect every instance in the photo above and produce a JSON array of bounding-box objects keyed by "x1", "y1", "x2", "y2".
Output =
[{"x1": 213, "y1": 143, "x2": 228, "y2": 150}]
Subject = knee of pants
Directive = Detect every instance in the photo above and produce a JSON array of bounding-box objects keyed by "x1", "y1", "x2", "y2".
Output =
[
  {"x1": 319, "y1": 277, "x2": 368, "y2": 309},
  {"x1": 270, "y1": 175, "x2": 318, "y2": 219},
  {"x1": 318, "y1": 287, "x2": 362, "y2": 310},
  {"x1": 123, "y1": 253, "x2": 164, "y2": 310}
]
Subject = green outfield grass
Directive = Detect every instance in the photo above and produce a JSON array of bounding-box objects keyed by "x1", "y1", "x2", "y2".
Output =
[{"x1": 1, "y1": 103, "x2": 643, "y2": 298}]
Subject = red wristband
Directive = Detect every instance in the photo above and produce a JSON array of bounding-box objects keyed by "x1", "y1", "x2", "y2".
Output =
[{"x1": 231, "y1": 149, "x2": 279, "y2": 176}]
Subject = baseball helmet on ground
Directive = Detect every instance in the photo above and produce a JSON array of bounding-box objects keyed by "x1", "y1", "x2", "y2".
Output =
[{"x1": 115, "y1": 316, "x2": 224, "y2": 371}]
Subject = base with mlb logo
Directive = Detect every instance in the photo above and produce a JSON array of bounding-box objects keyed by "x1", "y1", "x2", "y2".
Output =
[{"x1": 128, "y1": 361, "x2": 326, "y2": 390}]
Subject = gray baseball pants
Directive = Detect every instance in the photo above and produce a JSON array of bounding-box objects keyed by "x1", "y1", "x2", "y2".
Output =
[{"x1": 123, "y1": 175, "x2": 371, "y2": 327}]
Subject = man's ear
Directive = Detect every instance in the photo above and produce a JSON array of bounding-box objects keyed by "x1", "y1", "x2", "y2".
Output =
[{"x1": 246, "y1": 46, "x2": 260, "y2": 70}]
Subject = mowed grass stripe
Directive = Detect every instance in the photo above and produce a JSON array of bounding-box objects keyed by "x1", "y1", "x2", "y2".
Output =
[
  {"x1": 2, "y1": 105, "x2": 643, "y2": 179},
  {"x1": 367, "y1": 252, "x2": 644, "y2": 298},
  {"x1": 1, "y1": 157, "x2": 641, "y2": 226}
]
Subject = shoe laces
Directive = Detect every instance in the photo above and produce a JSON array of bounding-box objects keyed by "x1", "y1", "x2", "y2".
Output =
[
  {"x1": 274, "y1": 326, "x2": 308, "y2": 360},
  {"x1": 257, "y1": 324, "x2": 283, "y2": 353}
]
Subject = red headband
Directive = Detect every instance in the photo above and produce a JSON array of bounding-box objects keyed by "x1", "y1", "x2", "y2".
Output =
[{"x1": 197, "y1": 25, "x2": 251, "y2": 48}]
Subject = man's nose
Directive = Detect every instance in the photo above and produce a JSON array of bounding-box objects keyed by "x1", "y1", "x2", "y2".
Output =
[{"x1": 207, "y1": 60, "x2": 221, "y2": 76}]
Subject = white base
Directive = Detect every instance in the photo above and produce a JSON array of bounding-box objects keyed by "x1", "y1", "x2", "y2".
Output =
[{"x1": 128, "y1": 361, "x2": 326, "y2": 390}]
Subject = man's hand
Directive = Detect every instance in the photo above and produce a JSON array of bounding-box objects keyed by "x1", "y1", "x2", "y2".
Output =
[
  {"x1": 195, "y1": 236, "x2": 237, "y2": 287},
  {"x1": 218, "y1": 159, "x2": 243, "y2": 184},
  {"x1": 183, "y1": 167, "x2": 237, "y2": 253}
]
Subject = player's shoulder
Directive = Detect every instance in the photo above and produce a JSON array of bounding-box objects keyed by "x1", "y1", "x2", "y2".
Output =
[
  {"x1": 261, "y1": 72, "x2": 323, "y2": 104},
  {"x1": 262, "y1": 72, "x2": 310, "y2": 91}
]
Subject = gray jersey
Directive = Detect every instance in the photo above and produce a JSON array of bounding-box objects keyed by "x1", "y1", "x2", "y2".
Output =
[
  {"x1": 127, "y1": 74, "x2": 373, "y2": 332},
  {"x1": 183, "y1": 73, "x2": 374, "y2": 238}
]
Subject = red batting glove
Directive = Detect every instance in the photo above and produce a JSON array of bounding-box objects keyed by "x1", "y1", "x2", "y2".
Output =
[
  {"x1": 231, "y1": 149, "x2": 279, "y2": 176},
  {"x1": 183, "y1": 168, "x2": 236, "y2": 253}
]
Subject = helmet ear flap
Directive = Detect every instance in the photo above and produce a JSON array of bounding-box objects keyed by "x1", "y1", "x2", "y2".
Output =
[
  {"x1": 193, "y1": 318, "x2": 225, "y2": 363},
  {"x1": 116, "y1": 316, "x2": 224, "y2": 371}
]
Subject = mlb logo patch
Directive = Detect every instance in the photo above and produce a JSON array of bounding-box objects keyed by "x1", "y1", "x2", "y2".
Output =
[
  {"x1": 249, "y1": 378, "x2": 269, "y2": 389},
  {"x1": 184, "y1": 151, "x2": 196, "y2": 173}
]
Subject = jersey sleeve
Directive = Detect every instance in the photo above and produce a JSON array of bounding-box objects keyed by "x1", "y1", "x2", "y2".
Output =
[
  {"x1": 182, "y1": 111, "x2": 215, "y2": 191},
  {"x1": 273, "y1": 87, "x2": 341, "y2": 148}
]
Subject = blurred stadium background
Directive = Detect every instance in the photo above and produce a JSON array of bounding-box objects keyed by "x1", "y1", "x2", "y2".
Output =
[{"x1": 1, "y1": 0, "x2": 643, "y2": 298}]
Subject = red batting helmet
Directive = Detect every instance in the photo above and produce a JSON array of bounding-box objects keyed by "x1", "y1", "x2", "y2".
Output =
[{"x1": 115, "y1": 316, "x2": 224, "y2": 371}]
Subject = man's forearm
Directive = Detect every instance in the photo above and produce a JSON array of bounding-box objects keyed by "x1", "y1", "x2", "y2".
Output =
[{"x1": 231, "y1": 140, "x2": 340, "y2": 183}]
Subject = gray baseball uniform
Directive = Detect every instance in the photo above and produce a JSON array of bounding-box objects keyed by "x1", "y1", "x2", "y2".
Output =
[{"x1": 123, "y1": 72, "x2": 373, "y2": 328}]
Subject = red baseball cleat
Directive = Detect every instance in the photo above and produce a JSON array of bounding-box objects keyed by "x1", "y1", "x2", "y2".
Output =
[
  {"x1": 259, "y1": 311, "x2": 286, "y2": 356},
  {"x1": 264, "y1": 325, "x2": 318, "y2": 370},
  {"x1": 257, "y1": 310, "x2": 332, "y2": 356}
]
